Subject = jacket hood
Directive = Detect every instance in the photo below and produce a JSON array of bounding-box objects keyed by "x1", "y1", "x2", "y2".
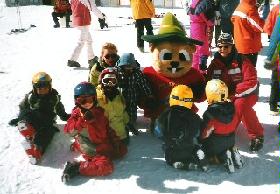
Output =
[{"x1": 203, "y1": 102, "x2": 235, "y2": 124}]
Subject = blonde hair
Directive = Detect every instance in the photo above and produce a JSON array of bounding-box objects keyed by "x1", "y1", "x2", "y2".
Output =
[{"x1": 101, "y1": 42, "x2": 118, "y2": 57}]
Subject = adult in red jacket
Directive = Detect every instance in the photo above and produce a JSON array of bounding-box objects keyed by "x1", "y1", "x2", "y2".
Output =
[
  {"x1": 231, "y1": 0, "x2": 264, "y2": 67},
  {"x1": 52, "y1": 0, "x2": 72, "y2": 28},
  {"x1": 206, "y1": 33, "x2": 264, "y2": 152},
  {"x1": 61, "y1": 82, "x2": 127, "y2": 183},
  {"x1": 67, "y1": 0, "x2": 104, "y2": 68},
  {"x1": 263, "y1": 4, "x2": 279, "y2": 38}
]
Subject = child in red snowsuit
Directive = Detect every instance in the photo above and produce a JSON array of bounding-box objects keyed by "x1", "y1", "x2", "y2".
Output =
[
  {"x1": 206, "y1": 33, "x2": 264, "y2": 152},
  {"x1": 62, "y1": 82, "x2": 127, "y2": 183}
]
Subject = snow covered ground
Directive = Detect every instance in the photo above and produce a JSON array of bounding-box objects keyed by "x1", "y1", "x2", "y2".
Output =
[{"x1": 0, "y1": 5, "x2": 279, "y2": 194}]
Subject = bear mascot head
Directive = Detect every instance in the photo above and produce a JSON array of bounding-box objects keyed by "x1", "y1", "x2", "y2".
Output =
[
  {"x1": 141, "y1": 13, "x2": 205, "y2": 130},
  {"x1": 142, "y1": 12, "x2": 202, "y2": 78}
]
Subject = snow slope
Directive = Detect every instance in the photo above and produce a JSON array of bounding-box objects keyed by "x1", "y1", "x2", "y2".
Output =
[{"x1": 0, "y1": 5, "x2": 279, "y2": 194}]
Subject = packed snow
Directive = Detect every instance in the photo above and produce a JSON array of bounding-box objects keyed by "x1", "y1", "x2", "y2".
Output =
[{"x1": 0, "y1": 4, "x2": 279, "y2": 194}]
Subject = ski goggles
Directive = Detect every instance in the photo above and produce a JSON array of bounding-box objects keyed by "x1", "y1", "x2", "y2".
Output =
[
  {"x1": 104, "y1": 53, "x2": 119, "y2": 60},
  {"x1": 102, "y1": 76, "x2": 117, "y2": 86},
  {"x1": 171, "y1": 95, "x2": 193, "y2": 102},
  {"x1": 33, "y1": 81, "x2": 50, "y2": 89},
  {"x1": 76, "y1": 95, "x2": 96, "y2": 105}
]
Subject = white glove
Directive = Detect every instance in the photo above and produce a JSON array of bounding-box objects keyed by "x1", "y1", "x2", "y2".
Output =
[{"x1": 214, "y1": 11, "x2": 221, "y2": 26}]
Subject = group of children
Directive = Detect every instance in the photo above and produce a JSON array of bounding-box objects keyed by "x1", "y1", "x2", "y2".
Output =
[{"x1": 9, "y1": 30, "x2": 269, "y2": 182}]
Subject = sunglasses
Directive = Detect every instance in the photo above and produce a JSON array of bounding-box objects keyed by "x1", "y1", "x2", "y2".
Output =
[
  {"x1": 102, "y1": 77, "x2": 117, "y2": 86},
  {"x1": 76, "y1": 96, "x2": 95, "y2": 105},
  {"x1": 33, "y1": 82, "x2": 50, "y2": 89},
  {"x1": 218, "y1": 45, "x2": 230, "y2": 49},
  {"x1": 104, "y1": 53, "x2": 119, "y2": 60}
]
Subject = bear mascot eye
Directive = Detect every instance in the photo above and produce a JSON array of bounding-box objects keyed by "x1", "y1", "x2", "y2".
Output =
[
  {"x1": 179, "y1": 50, "x2": 190, "y2": 61},
  {"x1": 159, "y1": 49, "x2": 172, "y2": 60}
]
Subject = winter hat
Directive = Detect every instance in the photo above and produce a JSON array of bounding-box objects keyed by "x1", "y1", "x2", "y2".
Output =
[
  {"x1": 142, "y1": 12, "x2": 202, "y2": 45},
  {"x1": 217, "y1": 33, "x2": 234, "y2": 46},
  {"x1": 117, "y1": 53, "x2": 137, "y2": 68}
]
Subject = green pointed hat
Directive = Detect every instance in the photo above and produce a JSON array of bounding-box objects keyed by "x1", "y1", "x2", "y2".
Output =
[{"x1": 142, "y1": 12, "x2": 202, "y2": 45}]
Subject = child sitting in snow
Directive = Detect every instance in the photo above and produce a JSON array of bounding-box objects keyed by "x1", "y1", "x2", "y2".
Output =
[
  {"x1": 96, "y1": 67, "x2": 130, "y2": 145},
  {"x1": 201, "y1": 79, "x2": 244, "y2": 173},
  {"x1": 62, "y1": 82, "x2": 127, "y2": 183},
  {"x1": 9, "y1": 72, "x2": 70, "y2": 164},
  {"x1": 116, "y1": 53, "x2": 154, "y2": 135},
  {"x1": 155, "y1": 85, "x2": 207, "y2": 171}
]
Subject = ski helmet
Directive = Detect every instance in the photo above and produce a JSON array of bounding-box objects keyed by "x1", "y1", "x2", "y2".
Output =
[
  {"x1": 169, "y1": 85, "x2": 193, "y2": 109},
  {"x1": 99, "y1": 67, "x2": 118, "y2": 86},
  {"x1": 206, "y1": 79, "x2": 228, "y2": 104},
  {"x1": 74, "y1": 82, "x2": 96, "y2": 98},
  {"x1": 32, "y1": 72, "x2": 52, "y2": 90}
]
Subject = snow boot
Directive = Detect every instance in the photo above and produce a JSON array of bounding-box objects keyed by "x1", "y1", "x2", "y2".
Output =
[
  {"x1": 21, "y1": 140, "x2": 42, "y2": 165},
  {"x1": 221, "y1": 150, "x2": 235, "y2": 173},
  {"x1": 249, "y1": 136, "x2": 264, "y2": 152},
  {"x1": 172, "y1": 161, "x2": 186, "y2": 169},
  {"x1": 194, "y1": 148, "x2": 208, "y2": 172},
  {"x1": 17, "y1": 120, "x2": 35, "y2": 140},
  {"x1": 230, "y1": 147, "x2": 244, "y2": 169},
  {"x1": 53, "y1": 21, "x2": 60, "y2": 28},
  {"x1": 67, "y1": 60, "x2": 81, "y2": 67},
  {"x1": 61, "y1": 161, "x2": 80, "y2": 183}
]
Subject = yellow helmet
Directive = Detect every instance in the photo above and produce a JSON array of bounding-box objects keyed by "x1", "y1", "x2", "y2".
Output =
[
  {"x1": 205, "y1": 79, "x2": 228, "y2": 104},
  {"x1": 169, "y1": 85, "x2": 193, "y2": 109},
  {"x1": 32, "y1": 72, "x2": 52, "y2": 89}
]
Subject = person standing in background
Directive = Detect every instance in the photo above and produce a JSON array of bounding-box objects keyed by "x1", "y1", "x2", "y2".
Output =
[
  {"x1": 52, "y1": 0, "x2": 72, "y2": 28},
  {"x1": 189, "y1": 0, "x2": 215, "y2": 73},
  {"x1": 130, "y1": 0, "x2": 155, "y2": 53},
  {"x1": 67, "y1": 0, "x2": 105, "y2": 68},
  {"x1": 263, "y1": 3, "x2": 279, "y2": 40},
  {"x1": 231, "y1": 0, "x2": 264, "y2": 67}
]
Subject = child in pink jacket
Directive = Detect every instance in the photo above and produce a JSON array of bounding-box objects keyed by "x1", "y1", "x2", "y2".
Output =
[{"x1": 189, "y1": 0, "x2": 214, "y2": 73}]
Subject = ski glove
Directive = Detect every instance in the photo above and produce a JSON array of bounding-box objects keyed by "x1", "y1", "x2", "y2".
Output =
[{"x1": 199, "y1": 55, "x2": 208, "y2": 71}]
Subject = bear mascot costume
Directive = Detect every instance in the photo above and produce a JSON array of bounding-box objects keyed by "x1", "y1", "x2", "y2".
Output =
[{"x1": 141, "y1": 12, "x2": 206, "y2": 131}]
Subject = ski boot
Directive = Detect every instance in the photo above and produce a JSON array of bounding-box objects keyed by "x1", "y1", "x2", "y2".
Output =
[
  {"x1": 61, "y1": 161, "x2": 80, "y2": 184},
  {"x1": 221, "y1": 150, "x2": 235, "y2": 173},
  {"x1": 21, "y1": 140, "x2": 42, "y2": 165},
  {"x1": 230, "y1": 147, "x2": 244, "y2": 169},
  {"x1": 67, "y1": 60, "x2": 81, "y2": 67},
  {"x1": 194, "y1": 147, "x2": 208, "y2": 172},
  {"x1": 249, "y1": 136, "x2": 264, "y2": 152}
]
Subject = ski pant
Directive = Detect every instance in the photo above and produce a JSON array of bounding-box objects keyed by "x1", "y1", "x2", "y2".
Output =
[
  {"x1": 18, "y1": 120, "x2": 56, "y2": 152},
  {"x1": 234, "y1": 94, "x2": 264, "y2": 139},
  {"x1": 71, "y1": 136, "x2": 127, "y2": 160},
  {"x1": 269, "y1": 69, "x2": 279, "y2": 110},
  {"x1": 52, "y1": 11, "x2": 71, "y2": 26},
  {"x1": 70, "y1": 25, "x2": 95, "y2": 61},
  {"x1": 190, "y1": 22, "x2": 210, "y2": 71},
  {"x1": 202, "y1": 132, "x2": 235, "y2": 157},
  {"x1": 79, "y1": 155, "x2": 114, "y2": 176},
  {"x1": 135, "y1": 18, "x2": 153, "y2": 48}
]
